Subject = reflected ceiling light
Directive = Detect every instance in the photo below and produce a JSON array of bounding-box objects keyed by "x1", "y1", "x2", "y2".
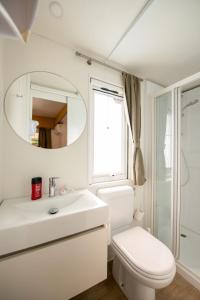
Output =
[{"x1": 49, "y1": 1, "x2": 63, "y2": 18}]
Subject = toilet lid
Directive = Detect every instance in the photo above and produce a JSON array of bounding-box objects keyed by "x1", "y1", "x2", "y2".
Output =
[{"x1": 112, "y1": 226, "x2": 175, "y2": 277}]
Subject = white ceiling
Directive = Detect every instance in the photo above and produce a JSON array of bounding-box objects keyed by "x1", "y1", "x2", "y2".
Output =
[
  {"x1": 33, "y1": 0, "x2": 147, "y2": 57},
  {"x1": 33, "y1": 0, "x2": 200, "y2": 86}
]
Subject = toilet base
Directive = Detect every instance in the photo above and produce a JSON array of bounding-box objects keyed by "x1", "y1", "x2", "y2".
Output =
[{"x1": 112, "y1": 256, "x2": 155, "y2": 300}]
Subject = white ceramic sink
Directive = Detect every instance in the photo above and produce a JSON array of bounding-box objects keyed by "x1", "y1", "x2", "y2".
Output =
[{"x1": 0, "y1": 190, "x2": 108, "y2": 256}]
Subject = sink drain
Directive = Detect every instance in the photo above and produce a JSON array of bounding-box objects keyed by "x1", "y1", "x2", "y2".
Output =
[{"x1": 48, "y1": 207, "x2": 59, "y2": 215}]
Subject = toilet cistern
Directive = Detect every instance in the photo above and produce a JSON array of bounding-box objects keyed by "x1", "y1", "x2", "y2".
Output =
[{"x1": 49, "y1": 177, "x2": 59, "y2": 197}]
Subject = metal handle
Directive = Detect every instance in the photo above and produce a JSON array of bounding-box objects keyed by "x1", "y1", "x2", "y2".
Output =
[
  {"x1": 16, "y1": 94, "x2": 23, "y2": 98},
  {"x1": 49, "y1": 177, "x2": 60, "y2": 186}
]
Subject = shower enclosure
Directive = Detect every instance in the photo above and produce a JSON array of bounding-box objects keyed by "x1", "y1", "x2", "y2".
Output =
[{"x1": 152, "y1": 73, "x2": 200, "y2": 289}]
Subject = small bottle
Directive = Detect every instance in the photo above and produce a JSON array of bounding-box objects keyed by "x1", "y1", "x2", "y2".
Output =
[{"x1": 31, "y1": 177, "x2": 42, "y2": 200}]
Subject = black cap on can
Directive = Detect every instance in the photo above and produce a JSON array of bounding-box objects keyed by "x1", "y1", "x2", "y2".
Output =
[{"x1": 32, "y1": 177, "x2": 42, "y2": 184}]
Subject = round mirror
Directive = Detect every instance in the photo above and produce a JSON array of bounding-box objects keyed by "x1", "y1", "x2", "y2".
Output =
[{"x1": 4, "y1": 72, "x2": 86, "y2": 149}]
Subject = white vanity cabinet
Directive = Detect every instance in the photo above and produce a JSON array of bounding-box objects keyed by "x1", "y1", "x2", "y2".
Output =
[{"x1": 0, "y1": 226, "x2": 107, "y2": 300}]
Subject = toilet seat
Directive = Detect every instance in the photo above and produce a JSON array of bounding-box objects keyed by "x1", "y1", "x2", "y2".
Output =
[{"x1": 112, "y1": 227, "x2": 176, "y2": 289}]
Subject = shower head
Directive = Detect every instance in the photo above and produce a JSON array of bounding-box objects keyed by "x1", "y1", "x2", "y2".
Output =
[{"x1": 182, "y1": 99, "x2": 199, "y2": 117}]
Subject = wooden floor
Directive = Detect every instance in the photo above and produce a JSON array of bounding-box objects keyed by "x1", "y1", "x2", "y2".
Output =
[
  {"x1": 71, "y1": 272, "x2": 200, "y2": 300},
  {"x1": 156, "y1": 273, "x2": 200, "y2": 300}
]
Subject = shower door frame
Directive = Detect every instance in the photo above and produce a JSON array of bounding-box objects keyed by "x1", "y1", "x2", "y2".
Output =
[
  {"x1": 151, "y1": 86, "x2": 180, "y2": 257},
  {"x1": 151, "y1": 71, "x2": 200, "y2": 290}
]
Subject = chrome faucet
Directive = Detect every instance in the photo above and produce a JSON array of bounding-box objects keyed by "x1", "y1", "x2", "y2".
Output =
[{"x1": 49, "y1": 177, "x2": 59, "y2": 197}]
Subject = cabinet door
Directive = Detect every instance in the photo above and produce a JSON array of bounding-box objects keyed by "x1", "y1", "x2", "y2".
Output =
[{"x1": 0, "y1": 226, "x2": 107, "y2": 300}]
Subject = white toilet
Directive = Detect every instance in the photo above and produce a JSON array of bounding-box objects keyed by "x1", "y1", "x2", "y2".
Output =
[{"x1": 97, "y1": 185, "x2": 176, "y2": 300}]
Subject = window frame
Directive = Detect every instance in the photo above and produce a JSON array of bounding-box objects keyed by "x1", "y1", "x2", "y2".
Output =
[{"x1": 89, "y1": 78, "x2": 128, "y2": 184}]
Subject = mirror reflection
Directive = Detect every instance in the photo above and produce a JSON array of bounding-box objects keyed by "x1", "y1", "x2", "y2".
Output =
[{"x1": 5, "y1": 72, "x2": 86, "y2": 149}]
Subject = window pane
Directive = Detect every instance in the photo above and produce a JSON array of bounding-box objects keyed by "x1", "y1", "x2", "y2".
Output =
[{"x1": 93, "y1": 91, "x2": 124, "y2": 176}]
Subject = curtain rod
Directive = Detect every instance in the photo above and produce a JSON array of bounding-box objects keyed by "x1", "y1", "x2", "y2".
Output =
[{"x1": 75, "y1": 51, "x2": 143, "y2": 81}]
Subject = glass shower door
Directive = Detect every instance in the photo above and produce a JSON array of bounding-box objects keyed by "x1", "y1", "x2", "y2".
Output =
[
  {"x1": 178, "y1": 86, "x2": 200, "y2": 277},
  {"x1": 153, "y1": 91, "x2": 174, "y2": 250}
]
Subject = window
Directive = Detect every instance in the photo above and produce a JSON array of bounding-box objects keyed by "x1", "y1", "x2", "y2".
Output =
[{"x1": 89, "y1": 79, "x2": 127, "y2": 183}]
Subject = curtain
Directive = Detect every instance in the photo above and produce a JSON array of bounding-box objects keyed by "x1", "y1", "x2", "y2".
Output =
[
  {"x1": 122, "y1": 72, "x2": 146, "y2": 186},
  {"x1": 38, "y1": 128, "x2": 52, "y2": 149}
]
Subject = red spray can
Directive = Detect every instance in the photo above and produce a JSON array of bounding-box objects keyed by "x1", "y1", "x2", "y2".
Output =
[{"x1": 31, "y1": 177, "x2": 42, "y2": 200}]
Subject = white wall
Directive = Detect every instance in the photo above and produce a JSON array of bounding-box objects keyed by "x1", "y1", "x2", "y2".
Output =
[
  {"x1": 2, "y1": 34, "x2": 123, "y2": 199},
  {"x1": 0, "y1": 40, "x2": 4, "y2": 200},
  {"x1": 1, "y1": 34, "x2": 162, "y2": 231},
  {"x1": 5, "y1": 74, "x2": 30, "y2": 142}
]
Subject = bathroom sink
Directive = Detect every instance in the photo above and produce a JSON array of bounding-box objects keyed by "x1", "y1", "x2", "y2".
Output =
[{"x1": 0, "y1": 190, "x2": 108, "y2": 256}]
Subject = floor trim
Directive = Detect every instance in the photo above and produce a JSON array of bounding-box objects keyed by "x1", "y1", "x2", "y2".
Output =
[{"x1": 177, "y1": 262, "x2": 200, "y2": 291}]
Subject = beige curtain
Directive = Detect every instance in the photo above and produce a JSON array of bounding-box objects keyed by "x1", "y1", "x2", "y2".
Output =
[{"x1": 122, "y1": 72, "x2": 146, "y2": 186}]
